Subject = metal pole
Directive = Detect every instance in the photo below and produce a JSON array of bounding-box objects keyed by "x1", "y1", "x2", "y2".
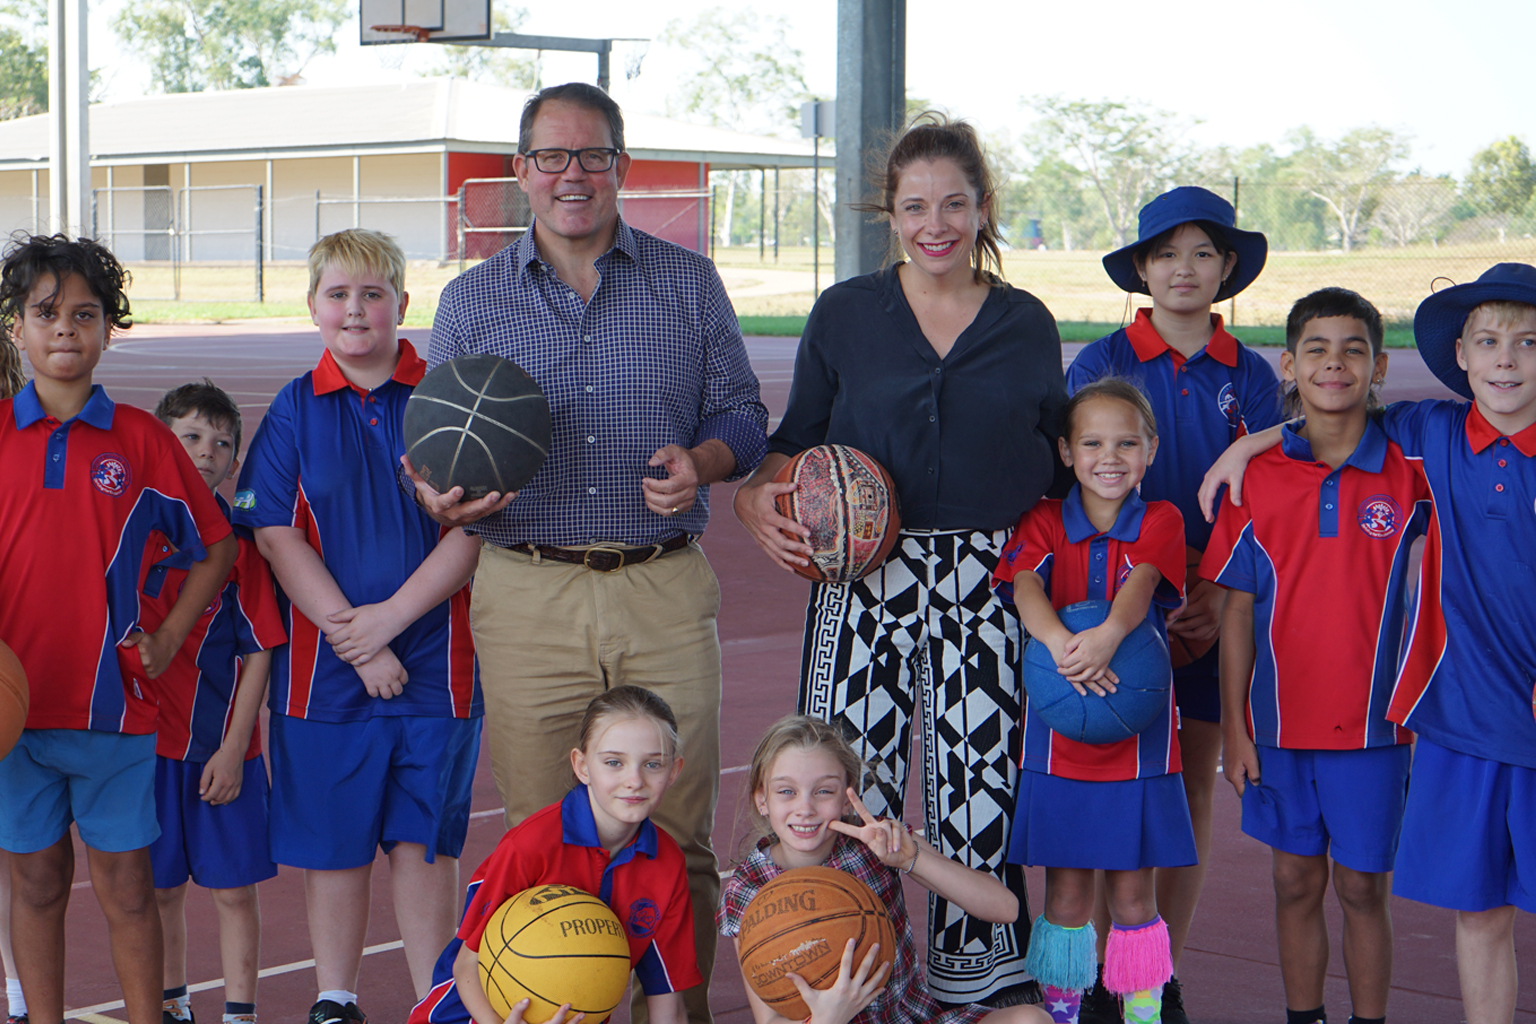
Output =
[
  {"x1": 812, "y1": 137, "x2": 819, "y2": 297},
  {"x1": 597, "y1": 42, "x2": 611, "y2": 93},
  {"x1": 315, "y1": 189, "x2": 321, "y2": 246},
  {"x1": 254, "y1": 184, "x2": 264, "y2": 303},
  {"x1": 457, "y1": 183, "x2": 467, "y2": 273},
  {"x1": 1230, "y1": 175, "x2": 1240, "y2": 326},
  {"x1": 759, "y1": 168, "x2": 766, "y2": 262},
  {"x1": 773, "y1": 167, "x2": 780, "y2": 263},
  {"x1": 709, "y1": 185, "x2": 717, "y2": 260},
  {"x1": 835, "y1": 0, "x2": 906, "y2": 282}
]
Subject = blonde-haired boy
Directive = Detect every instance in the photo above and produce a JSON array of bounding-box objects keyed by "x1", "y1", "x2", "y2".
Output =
[{"x1": 234, "y1": 229, "x2": 484, "y2": 1024}]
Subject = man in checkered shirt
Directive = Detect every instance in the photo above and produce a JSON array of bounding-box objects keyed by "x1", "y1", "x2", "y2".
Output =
[{"x1": 406, "y1": 81, "x2": 767, "y2": 1024}]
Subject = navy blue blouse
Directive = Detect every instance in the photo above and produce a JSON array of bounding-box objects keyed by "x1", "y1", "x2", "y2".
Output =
[{"x1": 769, "y1": 265, "x2": 1068, "y2": 531}]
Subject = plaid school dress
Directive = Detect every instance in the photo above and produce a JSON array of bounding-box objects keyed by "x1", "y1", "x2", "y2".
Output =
[{"x1": 720, "y1": 833, "x2": 992, "y2": 1024}]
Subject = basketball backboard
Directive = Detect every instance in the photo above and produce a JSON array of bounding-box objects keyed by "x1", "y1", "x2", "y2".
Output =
[{"x1": 360, "y1": 0, "x2": 490, "y2": 44}]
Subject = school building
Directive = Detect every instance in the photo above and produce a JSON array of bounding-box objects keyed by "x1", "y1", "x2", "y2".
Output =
[{"x1": 0, "y1": 79, "x2": 822, "y2": 263}]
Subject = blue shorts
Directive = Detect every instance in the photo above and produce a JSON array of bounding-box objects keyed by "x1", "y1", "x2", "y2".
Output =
[
  {"x1": 1394, "y1": 738, "x2": 1536, "y2": 913},
  {"x1": 1240, "y1": 744, "x2": 1411, "y2": 873},
  {"x1": 151, "y1": 754, "x2": 278, "y2": 890},
  {"x1": 0, "y1": 729, "x2": 158, "y2": 854},
  {"x1": 1172, "y1": 645, "x2": 1221, "y2": 724},
  {"x1": 1008, "y1": 769, "x2": 1197, "y2": 871},
  {"x1": 269, "y1": 714, "x2": 481, "y2": 870}
]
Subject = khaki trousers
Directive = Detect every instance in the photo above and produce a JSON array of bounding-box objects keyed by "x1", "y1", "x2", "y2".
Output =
[{"x1": 471, "y1": 541, "x2": 720, "y2": 1024}]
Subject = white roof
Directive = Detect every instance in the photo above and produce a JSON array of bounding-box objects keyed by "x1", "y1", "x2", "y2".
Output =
[{"x1": 0, "y1": 78, "x2": 829, "y2": 170}]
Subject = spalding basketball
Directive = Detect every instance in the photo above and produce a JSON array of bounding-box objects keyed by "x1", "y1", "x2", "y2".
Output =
[
  {"x1": 1169, "y1": 546, "x2": 1215, "y2": 668},
  {"x1": 773, "y1": 445, "x2": 901, "y2": 583},
  {"x1": 0, "y1": 640, "x2": 25, "y2": 762},
  {"x1": 737, "y1": 866, "x2": 895, "y2": 1018},
  {"x1": 477, "y1": 884, "x2": 630, "y2": 1024},
  {"x1": 1022, "y1": 599, "x2": 1171, "y2": 745},
  {"x1": 404, "y1": 355, "x2": 551, "y2": 500}
]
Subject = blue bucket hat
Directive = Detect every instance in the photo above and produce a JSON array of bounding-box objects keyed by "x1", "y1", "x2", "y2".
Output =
[
  {"x1": 1413, "y1": 262, "x2": 1536, "y2": 400},
  {"x1": 1102, "y1": 186, "x2": 1268, "y2": 303}
]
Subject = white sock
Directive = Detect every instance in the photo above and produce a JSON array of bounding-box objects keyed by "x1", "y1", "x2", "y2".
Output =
[
  {"x1": 6, "y1": 977, "x2": 25, "y2": 1018},
  {"x1": 317, "y1": 990, "x2": 357, "y2": 1008}
]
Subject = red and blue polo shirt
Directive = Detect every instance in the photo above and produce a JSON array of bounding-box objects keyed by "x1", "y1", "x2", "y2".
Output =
[
  {"x1": 233, "y1": 340, "x2": 479, "y2": 723},
  {"x1": 1067, "y1": 311, "x2": 1284, "y2": 551},
  {"x1": 1383, "y1": 400, "x2": 1536, "y2": 769},
  {"x1": 128, "y1": 495, "x2": 288, "y2": 762},
  {"x1": 1200, "y1": 419, "x2": 1431, "y2": 750},
  {"x1": 0, "y1": 383, "x2": 231, "y2": 733},
  {"x1": 993, "y1": 487, "x2": 1186, "y2": 781},
  {"x1": 408, "y1": 785, "x2": 700, "y2": 1023}
]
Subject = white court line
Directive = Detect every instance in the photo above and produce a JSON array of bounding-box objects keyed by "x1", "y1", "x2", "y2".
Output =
[
  {"x1": 66, "y1": 764, "x2": 756, "y2": 1017},
  {"x1": 67, "y1": 942, "x2": 406, "y2": 1020}
]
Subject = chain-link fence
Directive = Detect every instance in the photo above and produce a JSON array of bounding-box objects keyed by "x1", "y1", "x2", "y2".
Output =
[
  {"x1": 704, "y1": 175, "x2": 1536, "y2": 327},
  {"x1": 456, "y1": 178, "x2": 712, "y2": 270},
  {"x1": 1003, "y1": 178, "x2": 1536, "y2": 326},
  {"x1": 92, "y1": 184, "x2": 265, "y2": 302}
]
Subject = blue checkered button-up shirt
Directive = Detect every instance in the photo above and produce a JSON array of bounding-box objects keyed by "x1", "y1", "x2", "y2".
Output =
[{"x1": 429, "y1": 220, "x2": 768, "y2": 548}]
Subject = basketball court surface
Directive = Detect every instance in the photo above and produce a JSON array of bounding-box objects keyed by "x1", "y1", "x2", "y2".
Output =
[{"x1": 44, "y1": 322, "x2": 1535, "y2": 1023}]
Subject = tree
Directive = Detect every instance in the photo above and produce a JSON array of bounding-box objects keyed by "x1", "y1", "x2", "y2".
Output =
[
  {"x1": 662, "y1": 6, "x2": 809, "y2": 248},
  {"x1": 428, "y1": 8, "x2": 534, "y2": 89},
  {"x1": 1023, "y1": 96, "x2": 1199, "y2": 248},
  {"x1": 0, "y1": 0, "x2": 46, "y2": 120},
  {"x1": 1372, "y1": 173, "x2": 1457, "y2": 247},
  {"x1": 1284, "y1": 125, "x2": 1410, "y2": 252},
  {"x1": 661, "y1": 7, "x2": 808, "y2": 136},
  {"x1": 1464, "y1": 136, "x2": 1536, "y2": 244},
  {"x1": 113, "y1": 0, "x2": 347, "y2": 92}
]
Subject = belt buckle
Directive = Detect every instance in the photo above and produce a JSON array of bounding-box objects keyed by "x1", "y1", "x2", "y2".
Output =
[{"x1": 582, "y1": 545, "x2": 627, "y2": 572}]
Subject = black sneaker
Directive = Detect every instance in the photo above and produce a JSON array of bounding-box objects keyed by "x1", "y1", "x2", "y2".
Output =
[
  {"x1": 163, "y1": 1007, "x2": 195, "y2": 1024},
  {"x1": 1080, "y1": 964, "x2": 1124, "y2": 1024},
  {"x1": 7, "y1": 1015, "x2": 27, "y2": 1024},
  {"x1": 1161, "y1": 975, "x2": 1190, "y2": 1024},
  {"x1": 308, "y1": 1000, "x2": 368, "y2": 1024}
]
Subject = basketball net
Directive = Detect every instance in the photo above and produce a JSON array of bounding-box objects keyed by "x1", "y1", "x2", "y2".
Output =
[
  {"x1": 370, "y1": 24, "x2": 429, "y2": 70},
  {"x1": 617, "y1": 38, "x2": 648, "y2": 81}
]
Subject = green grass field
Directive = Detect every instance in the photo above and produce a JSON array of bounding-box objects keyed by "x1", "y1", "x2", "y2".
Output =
[{"x1": 121, "y1": 237, "x2": 1532, "y2": 346}]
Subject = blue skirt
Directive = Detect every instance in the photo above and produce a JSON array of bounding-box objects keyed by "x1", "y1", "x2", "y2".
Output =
[{"x1": 1008, "y1": 769, "x2": 1197, "y2": 870}]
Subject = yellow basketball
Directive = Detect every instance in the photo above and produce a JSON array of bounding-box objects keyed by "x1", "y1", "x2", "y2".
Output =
[{"x1": 477, "y1": 884, "x2": 632, "y2": 1024}]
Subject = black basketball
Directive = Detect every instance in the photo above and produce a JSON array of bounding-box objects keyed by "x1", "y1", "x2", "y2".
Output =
[{"x1": 403, "y1": 355, "x2": 551, "y2": 500}]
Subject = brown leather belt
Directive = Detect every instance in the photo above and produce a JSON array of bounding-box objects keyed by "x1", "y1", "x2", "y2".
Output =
[{"x1": 523, "y1": 532, "x2": 690, "y2": 572}]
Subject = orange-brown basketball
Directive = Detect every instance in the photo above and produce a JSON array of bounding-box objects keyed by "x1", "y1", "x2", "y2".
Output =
[
  {"x1": 1169, "y1": 546, "x2": 1216, "y2": 668},
  {"x1": 0, "y1": 640, "x2": 26, "y2": 762},
  {"x1": 737, "y1": 866, "x2": 895, "y2": 1018},
  {"x1": 773, "y1": 445, "x2": 901, "y2": 583}
]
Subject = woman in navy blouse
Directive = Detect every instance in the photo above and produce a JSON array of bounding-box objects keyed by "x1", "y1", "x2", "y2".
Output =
[{"x1": 733, "y1": 115, "x2": 1067, "y2": 1006}]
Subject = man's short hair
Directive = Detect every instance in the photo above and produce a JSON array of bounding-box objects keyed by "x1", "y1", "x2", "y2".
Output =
[
  {"x1": 518, "y1": 82, "x2": 625, "y2": 154},
  {"x1": 307, "y1": 228, "x2": 406, "y2": 299},
  {"x1": 156, "y1": 378, "x2": 243, "y2": 452}
]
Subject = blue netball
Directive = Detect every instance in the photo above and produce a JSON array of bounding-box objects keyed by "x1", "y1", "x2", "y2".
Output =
[{"x1": 1022, "y1": 600, "x2": 1171, "y2": 745}]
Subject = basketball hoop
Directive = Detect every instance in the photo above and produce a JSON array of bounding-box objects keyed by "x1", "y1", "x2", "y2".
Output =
[
  {"x1": 370, "y1": 23, "x2": 432, "y2": 41},
  {"x1": 370, "y1": 24, "x2": 429, "y2": 69}
]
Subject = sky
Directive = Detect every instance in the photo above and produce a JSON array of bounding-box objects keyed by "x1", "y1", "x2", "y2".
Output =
[{"x1": 83, "y1": 0, "x2": 1536, "y2": 178}]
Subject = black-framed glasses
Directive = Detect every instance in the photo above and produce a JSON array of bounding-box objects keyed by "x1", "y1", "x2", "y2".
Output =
[{"x1": 522, "y1": 147, "x2": 621, "y2": 173}]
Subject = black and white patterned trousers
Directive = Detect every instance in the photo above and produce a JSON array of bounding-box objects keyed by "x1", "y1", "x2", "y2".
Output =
[{"x1": 797, "y1": 528, "x2": 1033, "y2": 1004}]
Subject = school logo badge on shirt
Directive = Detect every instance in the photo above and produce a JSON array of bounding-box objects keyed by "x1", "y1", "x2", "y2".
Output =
[
  {"x1": 627, "y1": 897, "x2": 660, "y2": 938},
  {"x1": 1357, "y1": 495, "x2": 1403, "y2": 538},
  {"x1": 233, "y1": 489, "x2": 257, "y2": 510},
  {"x1": 1217, "y1": 383, "x2": 1241, "y2": 429},
  {"x1": 90, "y1": 453, "x2": 131, "y2": 497}
]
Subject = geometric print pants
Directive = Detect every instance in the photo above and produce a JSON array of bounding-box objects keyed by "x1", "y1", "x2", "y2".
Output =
[{"x1": 797, "y1": 528, "x2": 1036, "y2": 1005}]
